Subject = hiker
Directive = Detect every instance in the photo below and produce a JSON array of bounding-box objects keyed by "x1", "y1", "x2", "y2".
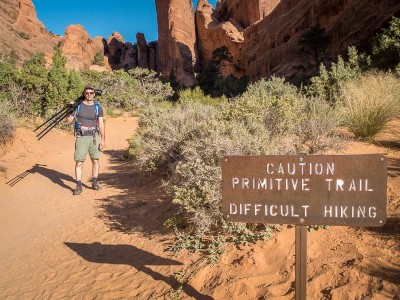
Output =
[{"x1": 66, "y1": 85, "x2": 106, "y2": 195}]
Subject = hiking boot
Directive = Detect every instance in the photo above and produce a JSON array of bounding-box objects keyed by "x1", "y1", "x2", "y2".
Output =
[
  {"x1": 92, "y1": 182, "x2": 102, "y2": 191},
  {"x1": 73, "y1": 186, "x2": 82, "y2": 195}
]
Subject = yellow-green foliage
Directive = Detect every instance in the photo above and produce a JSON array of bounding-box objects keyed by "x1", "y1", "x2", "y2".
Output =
[
  {"x1": 339, "y1": 72, "x2": 400, "y2": 139},
  {"x1": 178, "y1": 86, "x2": 226, "y2": 105}
]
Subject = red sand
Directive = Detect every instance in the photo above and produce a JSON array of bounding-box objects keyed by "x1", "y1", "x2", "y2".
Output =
[{"x1": 0, "y1": 116, "x2": 399, "y2": 299}]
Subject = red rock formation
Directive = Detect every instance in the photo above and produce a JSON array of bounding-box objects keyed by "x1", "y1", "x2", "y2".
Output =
[
  {"x1": 155, "y1": 0, "x2": 198, "y2": 87},
  {"x1": 148, "y1": 41, "x2": 158, "y2": 71},
  {"x1": 239, "y1": 0, "x2": 400, "y2": 81},
  {"x1": 106, "y1": 32, "x2": 125, "y2": 67},
  {"x1": 215, "y1": 0, "x2": 280, "y2": 29},
  {"x1": 195, "y1": 0, "x2": 245, "y2": 76},
  {"x1": 136, "y1": 33, "x2": 149, "y2": 69},
  {"x1": 60, "y1": 25, "x2": 102, "y2": 71},
  {"x1": 0, "y1": 0, "x2": 60, "y2": 65}
]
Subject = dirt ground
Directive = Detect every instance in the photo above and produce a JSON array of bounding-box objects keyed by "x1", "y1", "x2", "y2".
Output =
[{"x1": 0, "y1": 115, "x2": 399, "y2": 299}]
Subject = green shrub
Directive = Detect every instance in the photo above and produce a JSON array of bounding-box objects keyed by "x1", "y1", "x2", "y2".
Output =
[
  {"x1": 81, "y1": 68, "x2": 173, "y2": 110},
  {"x1": 305, "y1": 47, "x2": 371, "y2": 103},
  {"x1": 178, "y1": 86, "x2": 226, "y2": 105},
  {"x1": 372, "y1": 16, "x2": 400, "y2": 69},
  {"x1": 93, "y1": 51, "x2": 104, "y2": 66},
  {"x1": 339, "y1": 72, "x2": 400, "y2": 140},
  {"x1": 0, "y1": 103, "x2": 15, "y2": 150},
  {"x1": 132, "y1": 77, "x2": 341, "y2": 235},
  {"x1": 18, "y1": 32, "x2": 30, "y2": 39}
]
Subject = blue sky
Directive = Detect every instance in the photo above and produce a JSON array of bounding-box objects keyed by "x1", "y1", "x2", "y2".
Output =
[{"x1": 33, "y1": 0, "x2": 218, "y2": 43}]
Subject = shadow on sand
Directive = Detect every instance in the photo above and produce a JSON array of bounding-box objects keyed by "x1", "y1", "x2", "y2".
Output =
[
  {"x1": 361, "y1": 217, "x2": 400, "y2": 286},
  {"x1": 5, "y1": 164, "x2": 87, "y2": 191},
  {"x1": 96, "y1": 150, "x2": 174, "y2": 236},
  {"x1": 64, "y1": 242, "x2": 213, "y2": 299}
]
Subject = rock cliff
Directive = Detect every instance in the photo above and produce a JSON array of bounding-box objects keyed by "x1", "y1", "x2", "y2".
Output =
[
  {"x1": 215, "y1": 0, "x2": 280, "y2": 29},
  {"x1": 0, "y1": 0, "x2": 60, "y2": 65},
  {"x1": 155, "y1": 0, "x2": 198, "y2": 87},
  {"x1": 195, "y1": 0, "x2": 245, "y2": 76},
  {"x1": 164, "y1": 0, "x2": 400, "y2": 83},
  {"x1": 238, "y1": 0, "x2": 400, "y2": 81}
]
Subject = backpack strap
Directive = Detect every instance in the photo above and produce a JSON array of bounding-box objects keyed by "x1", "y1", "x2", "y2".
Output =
[
  {"x1": 74, "y1": 103, "x2": 82, "y2": 133},
  {"x1": 94, "y1": 101, "x2": 100, "y2": 131}
]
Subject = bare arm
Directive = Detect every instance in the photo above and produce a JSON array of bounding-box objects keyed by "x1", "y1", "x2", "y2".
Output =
[{"x1": 98, "y1": 116, "x2": 105, "y2": 151}]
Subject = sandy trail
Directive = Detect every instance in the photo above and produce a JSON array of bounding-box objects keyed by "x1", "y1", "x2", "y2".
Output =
[
  {"x1": 0, "y1": 116, "x2": 399, "y2": 299},
  {"x1": 0, "y1": 116, "x2": 203, "y2": 299}
]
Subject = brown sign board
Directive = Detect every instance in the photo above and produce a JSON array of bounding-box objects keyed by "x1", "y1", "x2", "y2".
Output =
[{"x1": 221, "y1": 155, "x2": 387, "y2": 226}]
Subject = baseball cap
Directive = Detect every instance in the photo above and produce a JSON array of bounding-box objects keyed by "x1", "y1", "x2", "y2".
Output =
[{"x1": 83, "y1": 84, "x2": 95, "y2": 92}]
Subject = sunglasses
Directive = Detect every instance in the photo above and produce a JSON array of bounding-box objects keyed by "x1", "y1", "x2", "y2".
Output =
[{"x1": 84, "y1": 92, "x2": 95, "y2": 95}]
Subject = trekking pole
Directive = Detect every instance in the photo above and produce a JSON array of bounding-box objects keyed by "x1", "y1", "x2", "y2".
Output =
[
  {"x1": 34, "y1": 96, "x2": 83, "y2": 140},
  {"x1": 34, "y1": 104, "x2": 73, "y2": 134},
  {"x1": 36, "y1": 109, "x2": 71, "y2": 140}
]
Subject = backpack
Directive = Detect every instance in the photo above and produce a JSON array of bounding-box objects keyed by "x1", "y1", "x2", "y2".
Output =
[{"x1": 74, "y1": 101, "x2": 101, "y2": 134}]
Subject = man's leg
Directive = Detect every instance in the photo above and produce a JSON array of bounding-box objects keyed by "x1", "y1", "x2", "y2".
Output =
[
  {"x1": 74, "y1": 161, "x2": 84, "y2": 195},
  {"x1": 91, "y1": 159, "x2": 101, "y2": 190}
]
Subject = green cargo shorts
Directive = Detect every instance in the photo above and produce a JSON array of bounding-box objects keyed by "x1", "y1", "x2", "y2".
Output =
[{"x1": 74, "y1": 134, "x2": 101, "y2": 162}]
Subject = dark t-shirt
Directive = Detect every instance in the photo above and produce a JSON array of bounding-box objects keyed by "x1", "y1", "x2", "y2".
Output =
[{"x1": 74, "y1": 102, "x2": 104, "y2": 127}]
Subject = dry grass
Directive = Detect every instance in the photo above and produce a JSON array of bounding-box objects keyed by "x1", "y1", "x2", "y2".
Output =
[{"x1": 339, "y1": 72, "x2": 400, "y2": 140}]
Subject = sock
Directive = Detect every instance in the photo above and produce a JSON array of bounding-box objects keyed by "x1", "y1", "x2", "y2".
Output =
[
  {"x1": 77, "y1": 180, "x2": 82, "y2": 188},
  {"x1": 93, "y1": 177, "x2": 98, "y2": 184}
]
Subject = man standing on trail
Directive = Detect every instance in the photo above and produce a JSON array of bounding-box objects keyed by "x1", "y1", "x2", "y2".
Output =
[{"x1": 66, "y1": 85, "x2": 106, "y2": 196}]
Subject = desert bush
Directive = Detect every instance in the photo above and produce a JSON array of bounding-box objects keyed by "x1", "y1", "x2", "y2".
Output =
[
  {"x1": 305, "y1": 47, "x2": 371, "y2": 103},
  {"x1": 0, "y1": 102, "x2": 15, "y2": 150},
  {"x1": 18, "y1": 32, "x2": 30, "y2": 40},
  {"x1": 81, "y1": 68, "x2": 173, "y2": 110},
  {"x1": 372, "y1": 16, "x2": 400, "y2": 69},
  {"x1": 132, "y1": 77, "x2": 341, "y2": 235},
  {"x1": 197, "y1": 46, "x2": 249, "y2": 97},
  {"x1": 178, "y1": 86, "x2": 226, "y2": 105},
  {"x1": 338, "y1": 72, "x2": 400, "y2": 139},
  {"x1": 299, "y1": 96, "x2": 342, "y2": 154},
  {"x1": 93, "y1": 51, "x2": 104, "y2": 66}
]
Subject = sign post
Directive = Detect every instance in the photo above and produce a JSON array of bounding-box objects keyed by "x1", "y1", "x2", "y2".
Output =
[
  {"x1": 295, "y1": 226, "x2": 307, "y2": 300},
  {"x1": 221, "y1": 155, "x2": 387, "y2": 299}
]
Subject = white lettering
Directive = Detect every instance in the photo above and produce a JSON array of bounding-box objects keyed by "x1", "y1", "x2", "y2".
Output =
[
  {"x1": 302, "y1": 205, "x2": 309, "y2": 217},
  {"x1": 242, "y1": 178, "x2": 250, "y2": 189},
  {"x1": 266, "y1": 163, "x2": 274, "y2": 174},
  {"x1": 278, "y1": 163, "x2": 285, "y2": 174},
  {"x1": 326, "y1": 163, "x2": 334, "y2": 176},
  {"x1": 254, "y1": 204, "x2": 262, "y2": 215},
  {"x1": 232, "y1": 178, "x2": 240, "y2": 189},
  {"x1": 270, "y1": 205, "x2": 278, "y2": 216},
  {"x1": 287, "y1": 163, "x2": 296, "y2": 175},
  {"x1": 336, "y1": 179, "x2": 344, "y2": 191},
  {"x1": 230, "y1": 203, "x2": 237, "y2": 214},
  {"x1": 326, "y1": 178, "x2": 333, "y2": 191},
  {"x1": 302, "y1": 178, "x2": 310, "y2": 191}
]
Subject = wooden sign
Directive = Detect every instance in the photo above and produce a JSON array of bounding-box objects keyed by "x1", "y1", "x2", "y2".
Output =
[{"x1": 221, "y1": 155, "x2": 387, "y2": 226}]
